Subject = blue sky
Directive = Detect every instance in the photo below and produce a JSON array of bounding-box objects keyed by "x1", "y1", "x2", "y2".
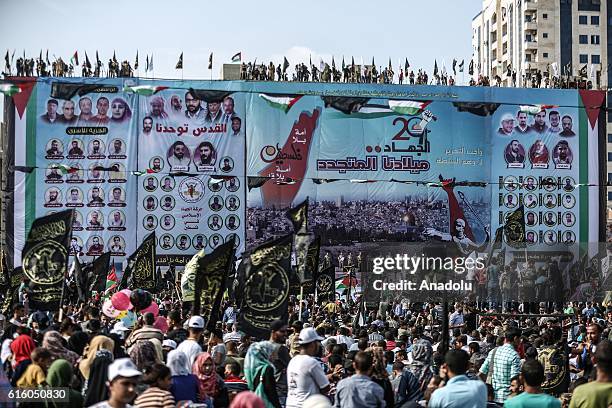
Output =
[{"x1": 1, "y1": 0, "x2": 482, "y2": 80}]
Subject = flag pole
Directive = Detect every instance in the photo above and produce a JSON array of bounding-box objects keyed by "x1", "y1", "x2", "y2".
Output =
[
  {"x1": 58, "y1": 274, "x2": 67, "y2": 321},
  {"x1": 298, "y1": 285, "x2": 304, "y2": 321}
]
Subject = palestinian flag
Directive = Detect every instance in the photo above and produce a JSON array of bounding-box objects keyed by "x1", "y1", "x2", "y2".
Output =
[
  {"x1": 342, "y1": 275, "x2": 358, "y2": 287},
  {"x1": 231, "y1": 52, "x2": 241, "y2": 63},
  {"x1": 105, "y1": 264, "x2": 118, "y2": 292},
  {"x1": 123, "y1": 85, "x2": 169, "y2": 96},
  {"x1": 0, "y1": 83, "x2": 21, "y2": 96},
  {"x1": 519, "y1": 104, "x2": 557, "y2": 115},
  {"x1": 131, "y1": 168, "x2": 157, "y2": 176},
  {"x1": 388, "y1": 100, "x2": 431, "y2": 115},
  {"x1": 54, "y1": 164, "x2": 78, "y2": 175},
  {"x1": 70, "y1": 51, "x2": 79, "y2": 66},
  {"x1": 259, "y1": 94, "x2": 303, "y2": 113}
]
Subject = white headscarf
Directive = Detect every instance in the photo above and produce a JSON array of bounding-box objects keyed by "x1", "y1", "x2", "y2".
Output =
[{"x1": 167, "y1": 350, "x2": 190, "y2": 376}]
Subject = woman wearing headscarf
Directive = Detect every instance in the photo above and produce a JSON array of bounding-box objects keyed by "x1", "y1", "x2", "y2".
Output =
[
  {"x1": 110, "y1": 97, "x2": 132, "y2": 123},
  {"x1": 367, "y1": 346, "x2": 395, "y2": 408},
  {"x1": 83, "y1": 350, "x2": 113, "y2": 406},
  {"x1": 408, "y1": 340, "x2": 433, "y2": 394},
  {"x1": 66, "y1": 331, "x2": 88, "y2": 356},
  {"x1": 9, "y1": 333, "x2": 36, "y2": 387},
  {"x1": 167, "y1": 350, "x2": 199, "y2": 403},
  {"x1": 230, "y1": 391, "x2": 265, "y2": 408},
  {"x1": 78, "y1": 335, "x2": 114, "y2": 380},
  {"x1": 46, "y1": 359, "x2": 83, "y2": 408},
  {"x1": 396, "y1": 339, "x2": 433, "y2": 407},
  {"x1": 244, "y1": 341, "x2": 281, "y2": 408},
  {"x1": 42, "y1": 331, "x2": 79, "y2": 366},
  {"x1": 192, "y1": 352, "x2": 229, "y2": 408},
  {"x1": 128, "y1": 339, "x2": 160, "y2": 371}
]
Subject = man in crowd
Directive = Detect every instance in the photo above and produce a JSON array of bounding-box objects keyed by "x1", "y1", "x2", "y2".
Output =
[
  {"x1": 286, "y1": 327, "x2": 330, "y2": 408},
  {"x1": 176, "y1": 315, "x2": 205, "y2": 368},
  {"x1": 479, "y1": 327, "x2": 521, "y2": 403},
  {"x1": 569, "y1": 340, "x2": 612, "y2": 408},
  {"x1": 89, "y1": 358, "x2": 142, "y2": 408},
  {"x1": 504, "y1": 359, "x2": 561, "y2": 408},
  {"x1": 334, "y1": 351, "x2": 385, "y2": 407},
  {"x1": 429, "y1": 349, "x2": 487, "y2": 407}
]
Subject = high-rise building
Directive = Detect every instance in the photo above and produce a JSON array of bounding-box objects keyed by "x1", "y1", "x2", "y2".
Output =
[{"x1": 472, "y1": 0, "x2": 612, "y2": 221}]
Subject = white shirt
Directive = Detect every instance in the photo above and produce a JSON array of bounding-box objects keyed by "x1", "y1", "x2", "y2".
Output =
[
  {"x1": 323, "y1": 335, "x2": 354, "y2": 348},
  {"x1": 286, "y1": 354, "x2": 329, "y2": 408},
  {"x1": 176, "y1": 339, "x2": 202, "y2": 371}
]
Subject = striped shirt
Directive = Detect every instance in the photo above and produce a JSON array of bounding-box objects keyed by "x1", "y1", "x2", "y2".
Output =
[
  {"x1": 133, "y1": 386, "x2": 176, "y2": 408},
  {"x1": 368, "y1": 333, "x2": 384, "y2": 343},
  {"x1": 479, "y1": 343, "x2": 521, "y2": 403}
]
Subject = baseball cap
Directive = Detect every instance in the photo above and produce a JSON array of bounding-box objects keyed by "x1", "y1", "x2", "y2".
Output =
[
  {"x1": 298, "y1": 327, "x2": 324, "y2": 345},
  {"x1": 108, "y1": 358, "x2": 142, "y2": 382},
  {"x1": 188, "y1": 315, "x2": 205, "y2": 329},
  {"x1": 162, "y1": 339, "x2": 177, "y2": 350},
  {"x1": 111, "y1": 321, "x2": 130, "y2": 338}
]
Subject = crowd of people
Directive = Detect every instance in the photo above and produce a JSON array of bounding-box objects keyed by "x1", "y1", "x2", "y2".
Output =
[
  {"x1": 3, "y1": 53, "x2": 599, "y2": 90},
  {"x1": 1, "y1": 288, "x2": 611, "y2": 407},
  {"x1": 247, "y1": 198, "x2": 488, "y2": 248}
]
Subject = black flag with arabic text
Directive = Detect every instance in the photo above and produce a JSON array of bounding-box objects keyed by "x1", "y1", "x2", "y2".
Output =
[
  {"x1": 120, "y1": 232, "x2": 156, "y2": 291},
  {"x1": 192, "y1": 238, "x2": 236, "y2": 329},
  {"x1": 22, "y1": 210, "x2": 73, "y2": 311},
  {"x1": 315, "y1": 264, "x2": 335, "y2": 303},
  {"x1": 286, "y1": 197, "x2": 309, "y2": 235},
  {"x1": 1, "y1": 267, "x2": 23, "y2": 315},
  {"x1": 87, "y1": 252, "x2": 111, "y2": 293},
  {"x1": 238, "y1": 234, "x2": 293, "y2": 339},
  {"x1": 295, "y1": 235, "x2": 320, "y2": 286}
]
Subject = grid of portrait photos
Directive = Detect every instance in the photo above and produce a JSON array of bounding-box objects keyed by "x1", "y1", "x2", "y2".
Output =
[
  {"x1": 136, "y1": 89, "x2": 246, "y2": 255},
  {"x1": 496, "y1": 108, "x2": 578, "y2": 246},
  {"x1": 39, "y1": 91, "x2": 135, "y2": 259}
]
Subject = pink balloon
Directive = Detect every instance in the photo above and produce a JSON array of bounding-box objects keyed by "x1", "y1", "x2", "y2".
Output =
[
  {"x1": 102, "y1": 299, "x2": 120, "y2": 318},
  {"x1": 119, "y1": 289, "x2": 134, "y2": 310},
  {"x1": 141, "y1": 301, "x2": 159, "y2": 317},
  {"x1": 111, "y1": 292, "x2": 131, "y2": 311},
  {"x1": 153, "y1": 315, "x2": 168, "y2": 333}
]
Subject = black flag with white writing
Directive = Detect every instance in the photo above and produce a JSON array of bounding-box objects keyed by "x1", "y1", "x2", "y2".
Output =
[
  {"x1": 238, "y1": 234, "x2": 293, "y2": 339},
  {"x1": 296, "y1": 235, "x2": 320, "y2": 286},
  {"x1": 87, "y1": 252, "x2": 111, "y2": 293},
  {"x1": 192, "y1": 238, "x2": 236, "y2": 329},
  {"x1": 0, "y1": 267, "x2": 23, "y2": 315},
  {"x1": 121, "y1": 232, "x2": 156, "y2": 291},
  {"x1": 22, "y1": 210, "x2": 73, "y2": 310},
  {"x1": 315, "y1": 264, "x2": 335, "y2": 303},
  {"x1": 286, "y1": 197, "x2": 309, "y2": 235}
]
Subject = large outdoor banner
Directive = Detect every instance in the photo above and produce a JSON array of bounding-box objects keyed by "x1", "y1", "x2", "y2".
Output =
[
  {"x1": 3, "y1": 79, "x2": 606, "y2": 301},
  {"x1": 135, "y1": 86, "x2": 245, "y2": 266},
  {"x1": 245, "y1": 85, "x2": 605, "y2": 302},
  {"x1": 34, "y1": 80, "x2": 138, "y2": 263}
]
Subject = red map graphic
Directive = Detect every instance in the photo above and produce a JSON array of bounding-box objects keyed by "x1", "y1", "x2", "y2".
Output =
[{"x1": 259, "y1": 109, "x2": 320, "y2": 207}]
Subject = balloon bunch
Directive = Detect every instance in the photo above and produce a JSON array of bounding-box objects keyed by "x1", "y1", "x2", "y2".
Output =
[{"x1": 102, "y1": 288, "x2": 159, "y2": 328}]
